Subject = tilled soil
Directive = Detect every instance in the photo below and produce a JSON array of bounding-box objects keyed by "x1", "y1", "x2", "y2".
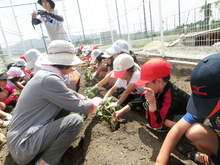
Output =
[{"x1": 0, "y1": 55, "x2": 197, "y2": 165}]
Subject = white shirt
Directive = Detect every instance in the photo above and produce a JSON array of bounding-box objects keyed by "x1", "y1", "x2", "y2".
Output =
[
  {"x1": 115, "y1": 71, "x2": 145, "y2": 94},
  {"x1": 38, "y1": 9, "x2": 70, "y2": 41}
]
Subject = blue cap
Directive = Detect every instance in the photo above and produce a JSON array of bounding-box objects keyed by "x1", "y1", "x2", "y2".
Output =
[{"x1": 187, "y1": 53, "x2": 220, "y2": 119}]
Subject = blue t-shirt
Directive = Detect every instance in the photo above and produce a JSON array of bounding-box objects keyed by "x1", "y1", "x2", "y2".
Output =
[{"x1": 183, "y1": 112, "x2": 220, "y2": 137}]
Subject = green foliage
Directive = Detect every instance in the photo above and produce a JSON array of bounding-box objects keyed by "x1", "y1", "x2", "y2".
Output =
[
  {"x1": 95, "y1": 97, "x2": 121, "y2": 131},
  {"x1": 200, "y1": 3, "x2": 212, "y2": 30},
  {"x1": 84, "y1": 88, "x2": 95, "y2": 99},
  {"x1": 132, "y1": 43, "x2": 147, "y2": 48},
  {"x1": 84, "y1": 67, "x2": 95, "y2": 84},
  {"x1": 14, "y1": 91, "x2": 21, "y2": 96}
]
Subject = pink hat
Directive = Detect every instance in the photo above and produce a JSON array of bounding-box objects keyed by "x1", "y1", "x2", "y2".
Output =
[
  {"x1": 7, "y1": 67, "x2": 25, "y2": 78},
  {"x1": 111, "y1": 54, "x2": 134, "y2": 78}
]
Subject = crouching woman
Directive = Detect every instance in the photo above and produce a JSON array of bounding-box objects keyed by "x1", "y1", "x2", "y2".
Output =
[{"x1": 7, "y1": 40, "x2": 102, "y2": 165}]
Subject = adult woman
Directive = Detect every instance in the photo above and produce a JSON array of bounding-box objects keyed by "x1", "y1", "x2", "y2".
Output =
[{"x1": 7, "y1": 40, "x2": 102, "y2": 165}]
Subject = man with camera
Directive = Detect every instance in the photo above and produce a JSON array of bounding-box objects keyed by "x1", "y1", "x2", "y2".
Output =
[{"x1": 32, "y1": 0, "x2": 70, "y2": 42}]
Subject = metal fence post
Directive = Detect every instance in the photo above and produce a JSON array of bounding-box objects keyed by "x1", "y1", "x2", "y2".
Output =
[{"x1": 158, "y1": 0, "x2": 165, "y2": 58}]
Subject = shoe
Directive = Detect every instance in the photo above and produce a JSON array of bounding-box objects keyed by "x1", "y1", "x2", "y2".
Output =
[
  {"x1": 176, "y1": 136, "x2": 197, "y2": 156},
  {"x1": 156, "y1": 125, "x2": 169, "y2": 132},
  {"x1": 188, "y1": 151, "x2": 211, "y2": 165}
]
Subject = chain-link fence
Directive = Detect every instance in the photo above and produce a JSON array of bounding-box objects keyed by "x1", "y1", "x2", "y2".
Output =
[{"x1": 0, "y1": 0, "x2": 220, "y2": 70}]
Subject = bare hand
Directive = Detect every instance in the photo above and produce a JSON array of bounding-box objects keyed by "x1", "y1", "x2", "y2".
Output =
[
  {"x1": 112, "y1": 110, "x2": 122, "y2": 122},
  {"x1": 144, "y1": 87, "x2": 155, "y2": 104},
  {"x1": 31, "y1": 10, "x2": 38, "y2": 18}
]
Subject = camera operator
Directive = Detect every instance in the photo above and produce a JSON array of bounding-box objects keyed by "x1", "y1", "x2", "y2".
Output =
[{"x1": 32, "y1": 0, "x2": 70, "y2": 42}]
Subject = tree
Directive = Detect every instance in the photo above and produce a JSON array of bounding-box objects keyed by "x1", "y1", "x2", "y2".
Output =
[
  {"x1": 200, "y1": 3, "x2": 212, "y2": 30},
  {"x1": 214, "y1": 0, "x2": 220, "y2": 7}
]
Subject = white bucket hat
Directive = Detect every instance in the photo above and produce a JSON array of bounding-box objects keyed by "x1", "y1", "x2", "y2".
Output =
[
  {"x1": 90, "y1": 49, "x2": 103, "y2": 64},
  {"x1": 24, "y1": 49, "x2": 42, "y2": 70},
  {"x1": 41, "y1": 40, "x2": 83, "y2": 66},
  {"x1": 13, "y1": 59, "x2": 27, "y2": 67}
]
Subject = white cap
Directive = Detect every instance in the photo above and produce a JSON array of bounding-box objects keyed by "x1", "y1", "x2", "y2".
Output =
[
  {"x1": 111, "y1": 40, "x2": 130, "y2": 54},
  {"x1": 82, "y1": 45, "x2": 90, "y2": 52},
  {"x1": 102, "y1": 47, "x2": 116, "y2": 58},
  {"x1": 111, "y1": 54, "x2": 134, "y2": 78},
  {"x1": 24, "y1": 49, "x2": 42, "y2": 70},
  {"x1": 83, "y1": 49, "x2": 91, "y2": 56},
  {"x1": 90, "y1": 49, "x2": 103, "y2": 64},
  {"x1": 14, "y1": 59, "x2": 27, "y2": 67},
  {"x1": 7, "y1": 67, "x2": 25, "y2": 78}
]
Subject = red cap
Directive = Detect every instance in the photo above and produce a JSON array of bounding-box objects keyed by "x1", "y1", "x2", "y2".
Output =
[
  {"x1": 20, "y1": 56, "x2": 27, "y2": 62},
  {"x1": 135, "y1": 58, "x2": 171, "y2": 86},
  {"x1": 80, "y1": 45, "x2": 84, "y2": 50},
  {"x1": 91, "y1": 46, "x2": 99, "y2": 50}
]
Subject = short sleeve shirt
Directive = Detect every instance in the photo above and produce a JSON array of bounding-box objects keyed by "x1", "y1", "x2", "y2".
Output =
[
  {"x1": 183, "y1": 112, "x2": 220, "y2": 137},
  {"x1": 114, "y1": 71, "x2": 144, "y2": 94}
]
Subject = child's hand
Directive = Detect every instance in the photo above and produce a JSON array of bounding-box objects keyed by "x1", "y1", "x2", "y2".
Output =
[
  {"x1": 112, "y1": 110, "x2": 122, "y2": 122},
  {"x1": 24, "y1": 76, "x2": 30, "y2": 83},
  {"x1": 144, "y1": 87, "x2": 155, "y2": 105}
]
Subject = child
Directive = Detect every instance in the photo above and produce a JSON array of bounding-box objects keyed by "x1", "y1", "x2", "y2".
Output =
[
  {"x1": 91, "y1": 40, "x2": 140, "y2": 93},
  {"x1": 83, "y1": 46, "x2": 98, "y2": 62},
  {"x1": 104, "y1": 54, "x2": 144, "y2": 106},
  {"x1": 113, "y1": 58, "x2": 189, "y2": 131},
  {"x1": 7, "y1": 67, "x2": 26, "y2": 91},
  {"x1": 0, "y1": 72, "x2": 20, "y2": 106},
  {"x1": 0, "y1": 73, "x2": 15, "y2": 127},
  {"x1": 7, "y1": 40, "x2": 103, "y2": 165},
  {"x1": 13, "y1": 59, "x2": 26, "y2": 71},
  {"x1": 90, "y1": 49, "x2": 108, "y2": 79},
  {"x1": 24, "y1": 48, "x2": 43, "y2": 75},
  {"x1": 83, "y1": 48, "x2": 91, "y2": 62},
  {"x1": 156, "y1": 53, "x2": 220, "y2": 165},
  {"x1": 13, "y1": 59, "x2": 30, "y2": 85}
]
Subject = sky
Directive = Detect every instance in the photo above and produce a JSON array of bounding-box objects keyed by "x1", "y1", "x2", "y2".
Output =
[{"x1": 0, "y1": 0, "x2": 217, "y2": 45}]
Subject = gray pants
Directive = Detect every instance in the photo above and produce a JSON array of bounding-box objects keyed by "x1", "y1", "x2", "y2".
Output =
[{"x1": 37, "y1": 114, "x2": 83, "y2": 165}]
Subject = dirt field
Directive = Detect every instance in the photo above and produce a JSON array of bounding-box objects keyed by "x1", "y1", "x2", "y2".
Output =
[{"x1": 0, "y1": 55, "x2": 198, "y2": 165}]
